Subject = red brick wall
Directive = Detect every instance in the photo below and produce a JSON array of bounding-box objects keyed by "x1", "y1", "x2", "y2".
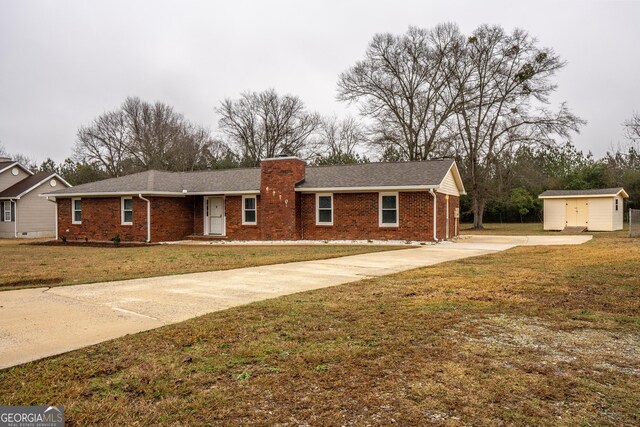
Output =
[
  {"x1": 57, "y1": 196, "x2": 194, "y2": 243},
  {"x1": 225, "y1": 195, "x2": 262, "y2": 240},
  {"x1": 299, "y1": 192, "x2": 460, "y2": 241},
  {"x1": 300, "y1": 192, "x2": 433, "y2": 241},
  {"x1": 150, "y1": 196, "x2": 194, "y2": 242},
  {"x1": 260, "y1": 158, "x2": 305, "y2": 240}
]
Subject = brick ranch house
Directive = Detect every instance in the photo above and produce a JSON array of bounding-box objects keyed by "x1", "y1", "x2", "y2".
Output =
[{"x1": 43, "y1": 157, "x2": 465, "y2": 243}]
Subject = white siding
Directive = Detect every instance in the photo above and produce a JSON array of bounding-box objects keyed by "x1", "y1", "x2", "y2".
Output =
[
  {"x1": 543, "y1": 199, "x2": 566, "y2": 230},
  {"x1": 587, "y1": 198, "x2": 614, "y2": 231},
  {"x1": 613, "y1": 195, "x2": 624, "y2": 230},
  {"x1": 14, "y1": 179, "x2": 60, "y2": 237},
  {"x1": 438, "y1": 169, "x2": 460, "y2": 196},
  {"x1": 0, "y1": 167, "x2": 28, "y2": 192}
]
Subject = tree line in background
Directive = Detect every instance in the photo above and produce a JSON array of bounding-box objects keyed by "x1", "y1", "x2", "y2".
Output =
[{"x1": 2, "y1": 23, "x2": 639, "y2": 227}]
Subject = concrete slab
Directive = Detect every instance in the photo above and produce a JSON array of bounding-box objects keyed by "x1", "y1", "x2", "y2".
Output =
[{"x1": 0, "y1": 234, "x2": 591, "y2": 369}]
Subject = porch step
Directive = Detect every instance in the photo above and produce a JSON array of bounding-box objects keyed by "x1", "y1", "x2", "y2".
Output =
[
  {"x1": 185, "y1": 234, "x2": 229, "y2": 241},
  {"x1": 562, "y1": 226, "x2": 587, "y2": 233}
]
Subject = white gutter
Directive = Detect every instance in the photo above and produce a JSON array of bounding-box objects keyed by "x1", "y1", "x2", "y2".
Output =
[
  {"x1": 45, "y1": 197, "x2": 58, "y2": 240},
  {"x1": 40, "y1": 190, "x2": 260, "y2": 198},
  {"x1": 296, "y1": 185, "x2": 439, "y2": 193},
  {"x1": 138, "y1": 194, "x2": 151, "y2": 243},
  {"x1": 429, "y1": 189, "x2": 437, "y2": 242}
]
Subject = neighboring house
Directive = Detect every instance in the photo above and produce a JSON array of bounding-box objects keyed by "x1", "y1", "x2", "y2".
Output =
[
  {"x1": 43, "y1": 157, "x2": 465, "y2": 243},
  {"x1": 0, "y1": 157, "x2": 72, "y2": 238},
  {"x1": 539, "y1": 188, "x2": 629, "y2": 231}
]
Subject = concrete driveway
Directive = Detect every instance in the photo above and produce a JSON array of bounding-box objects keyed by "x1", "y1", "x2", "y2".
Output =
[{"x1": 0, "y1": 235, "x2": 591, "y2": 369}]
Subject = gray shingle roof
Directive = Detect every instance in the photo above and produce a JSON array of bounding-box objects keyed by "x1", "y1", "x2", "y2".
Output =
[
  {"x1": 539, "y1": 188, "x2": 627, "y2": 198},
  {"x1": 301, "y1": 159, "x2": 455, "y2": 189},
  {"x1": 46, "y1": 168, "x2": 262, "y2": 196},
  {"x1": 0, "y1": 172, "x2": 57, "y2": 198},
  {"x1": 45, "y1": 159, "x2": 459, "y2": 196}
]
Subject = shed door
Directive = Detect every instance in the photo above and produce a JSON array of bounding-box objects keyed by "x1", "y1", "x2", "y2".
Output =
[{"x1": 565, "y1": 199, "x2": 588, "y2": 227}]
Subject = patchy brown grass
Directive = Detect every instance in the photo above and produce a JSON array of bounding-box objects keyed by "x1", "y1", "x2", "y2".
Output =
[
  {"x1": 461, "y1": 222, "x2": 630, "y2": 236},
  {"x1": 1, "y1": 235, "x2": 639, "y2": 425},
  {"x1": 0, "y1": 241, "x2": 401, "y2": 291}
]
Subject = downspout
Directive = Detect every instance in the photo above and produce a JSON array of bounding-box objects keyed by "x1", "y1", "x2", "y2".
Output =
[
  {"x1": 429, "y1": 189, "x2": 437, "y2": 242},
  {"x1": 45, "y1": 197, "x2": 58, "y2": 240},
  {"x1": 138, "y1": 194, "x2": 151, "y2": 243},
  {"x1": 11, "y1": 199, "x2": 17, "y2": 238}
]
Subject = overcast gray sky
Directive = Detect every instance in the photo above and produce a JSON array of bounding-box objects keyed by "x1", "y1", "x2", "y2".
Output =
[{"x1": 1, "y1": 0, "x2": 639, "y2": 163}]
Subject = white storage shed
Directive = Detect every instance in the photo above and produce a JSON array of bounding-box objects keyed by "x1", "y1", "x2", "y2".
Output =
[{"x1": 539, "y1": 188, "x2": 629, "y2": 231}]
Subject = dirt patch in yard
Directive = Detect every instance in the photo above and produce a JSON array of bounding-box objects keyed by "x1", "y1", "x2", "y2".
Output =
[
  {"x1": 448, "y1": 314, "x2": 640, "y2": 375},
  {"x1": 0, "y1": 277, "x2": 64, "y2": 288}
]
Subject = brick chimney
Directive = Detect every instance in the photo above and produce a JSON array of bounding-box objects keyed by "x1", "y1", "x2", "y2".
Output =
[{"x1": 260, "y1": 156, "x2": 305, "y2": 240}]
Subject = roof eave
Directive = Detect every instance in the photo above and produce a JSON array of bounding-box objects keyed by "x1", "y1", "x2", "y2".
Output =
[
  {"x1": 539, "y1": 192, "x2": 629, "y2": 199},
  {"x1": 0, "y1": 162, "x2": 34, "y2": 176},
  {"x1": 296, "y1": 185, "x2": 440, "y2": 193},
  {"x1": 41, "y1": 189, "x2": 261, "y2": 198}
]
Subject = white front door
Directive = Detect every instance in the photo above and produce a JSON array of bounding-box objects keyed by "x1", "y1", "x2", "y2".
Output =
[{"x1": 208, "y1": 197, "x2": 225, "y2": 235}]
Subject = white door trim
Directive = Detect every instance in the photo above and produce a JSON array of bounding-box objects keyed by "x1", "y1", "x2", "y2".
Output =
[{"x1": 205, "y1": 196, "x2": 226, "y2": 236}]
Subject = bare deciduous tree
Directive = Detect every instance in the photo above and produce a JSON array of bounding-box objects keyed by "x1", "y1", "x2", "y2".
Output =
[
  {"x1": 623, "y1": 112, "x2": 640, "y2": 145},
  {"x1": 337, "y1": 24, "x2": 464, "y2": 160},
  {"x1": 311, "y1": 116, "x2": 367, "y2": 164},
  {"x1": 75, "y1": 97, "x2": 219, "y2": 176},
  {"x1": 216, "y1": 89, "x2": 320, "y2": 165},
  {"x1": 450, "y1": 25, "x2": 584, "y2": 228},
  {"x1": 76, "y1": 110, "x2": 130, "y2": 176}
]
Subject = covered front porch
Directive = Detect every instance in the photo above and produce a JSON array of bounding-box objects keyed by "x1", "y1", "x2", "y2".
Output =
[{"x1": 188, "y1": 194, "x2": 261, "y2": 241}]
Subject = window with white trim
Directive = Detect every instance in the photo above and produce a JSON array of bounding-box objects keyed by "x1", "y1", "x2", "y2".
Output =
[
  {"x1": 72, "y1": 198, "x2": 82, "y2": 224},
  {"x1": 379, "y1": 193, "x2": 398, "y2": 226},
  {"x1": 615, "y1": 198, "x2": 619, "y2": 211},
  {"x1": 2, "y1": 201, "x2": 12, "y2": 222},
  {"x1": 121, "y1": 197, "x2": 133, "y2": 225},
  {"x1": 316, "y1": 194, "x2": 333, "y2": 225},
  {"x1": 242, "y1": 195, "x2": 257, "y2": 225}
]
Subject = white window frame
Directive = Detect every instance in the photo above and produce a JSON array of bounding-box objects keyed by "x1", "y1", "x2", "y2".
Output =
[
  {"x1": 379, "y1": 192, "x2": 399, "y2": 227},
  {"x1": 71, "y1": 198, "x2": 82, "y2": 224},
  {"x1": 615, "y1": 198, "x2": 619, "y2": 211},
  {"x1": 242, "y1": 195, "x2": 257, "y2": 225},
  {"x1": 121, "y1": 196, "x2": 133, "y2": 225},
  {"x1": 2, "y1": 201, "x2": 12, "y2": 222},
  {"x1": 316, "y1": 193, "x2": 333, "y2": 226}
]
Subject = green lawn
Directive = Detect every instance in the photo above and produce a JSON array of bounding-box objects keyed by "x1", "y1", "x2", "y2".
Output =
[
  {"x1": 0, "y1": 240, "x2": 402, "y2": 291},
  {"x1": 1, "y1": 234, "x2": 638, "y2": 425}
]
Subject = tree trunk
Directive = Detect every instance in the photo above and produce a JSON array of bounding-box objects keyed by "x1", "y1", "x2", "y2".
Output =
[{"x1": 472, "y1": 196, "x2": 485, "y2": 229}]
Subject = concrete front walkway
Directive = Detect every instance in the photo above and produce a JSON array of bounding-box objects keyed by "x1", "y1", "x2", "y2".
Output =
[{"x1": 0, "y1": 235, "x2": 591, "y2": 369}]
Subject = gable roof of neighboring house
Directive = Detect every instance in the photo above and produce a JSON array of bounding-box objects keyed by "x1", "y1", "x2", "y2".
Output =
[
  {"x1": 538, "y1": 187, "x2": 629, "y2": 199},
  {"x1": 0, "y1": 161, "x2": 34, "y2": 176},
  {"x1": 44, "y1": 159, "x2": 466, "y2": 197},
  {"x1": 0, "y1": 172, "x2": 71, "y2": 199}
]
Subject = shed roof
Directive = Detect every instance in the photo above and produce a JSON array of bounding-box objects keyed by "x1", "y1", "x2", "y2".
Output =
[{"x1": 538, "y1": 188, "x2": 629, "y2": 199}]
